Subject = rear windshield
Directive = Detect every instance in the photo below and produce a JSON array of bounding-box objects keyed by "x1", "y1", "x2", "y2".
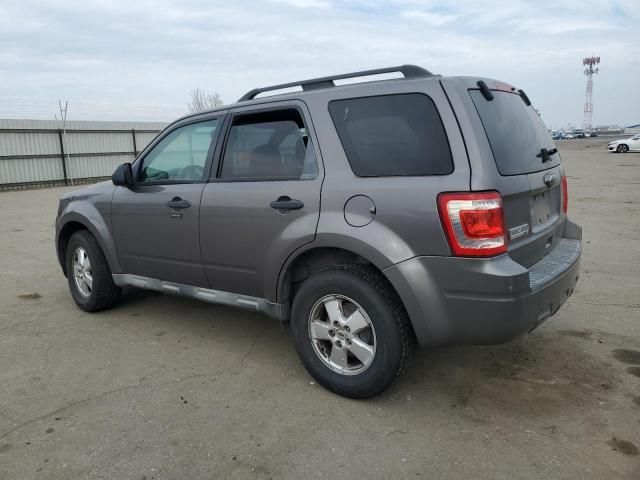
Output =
[
  {"x1": 469, "y1": 89, "x2": 560, "y2": 176},
  {"x1": 328, "y1": 94, "x2": 453, "y2": 177}
]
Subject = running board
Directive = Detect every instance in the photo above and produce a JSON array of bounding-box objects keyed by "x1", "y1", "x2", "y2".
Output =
[{"x1": 112, "y1": 274, "x2": 288, "y2": 321}]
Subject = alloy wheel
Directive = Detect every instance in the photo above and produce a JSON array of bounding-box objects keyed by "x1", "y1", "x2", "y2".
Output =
[
  {"x1": 72, "y1": 247, "x2": 93, "y2": 297},
  {"x1": 308, "y1": 294, "x2": 377, "y2": 375}
]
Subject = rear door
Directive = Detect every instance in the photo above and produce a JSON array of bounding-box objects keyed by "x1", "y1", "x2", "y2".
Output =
[
  {"x1": 445, "y1": 78, "x2": 565, "y2": 267},
  {"x1": 199, "y1": 101, "x2": 322, "y2": 300}
]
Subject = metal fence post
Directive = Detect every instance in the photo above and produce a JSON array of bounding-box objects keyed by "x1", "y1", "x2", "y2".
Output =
[
  {"x1": 58, "y1": 129, "x2": 69, "y2": 185},
  {"x1": 131, "y1": 129, "x2": 138, "y2": 157}
]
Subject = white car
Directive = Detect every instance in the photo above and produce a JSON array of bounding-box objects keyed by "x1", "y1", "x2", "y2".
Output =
[{"x1": 608, "y1": 135, "x2": 640, "y2": 153}]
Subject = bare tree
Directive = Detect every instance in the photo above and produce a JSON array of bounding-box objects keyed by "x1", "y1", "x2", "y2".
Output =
[{"x1": 187, "y1": 87, "x2": 224, "y2": 113}]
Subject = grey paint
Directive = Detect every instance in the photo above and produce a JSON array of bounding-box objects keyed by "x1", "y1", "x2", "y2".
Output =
[
  {"x1": 199, "y1": 100, "x2": 323, "y2": 300},
  {"x1": 55, "y1": 69, "x2": 582, "y2": 348},
  {"x1": 344, "y1": 195, "x2": 376, "y2": 227},
  {"x1": 112, "y1": 273, "x2": 287, "y2": 320},
  {"x1": 56, "y1": 181, "x2": 122, "y2": 274},
  {"x1": 440, "y1": 77, "x2": 567, "y2": 268},
  {"x1": 111, "y1": 183, "x2": 209, "y2": 287}
]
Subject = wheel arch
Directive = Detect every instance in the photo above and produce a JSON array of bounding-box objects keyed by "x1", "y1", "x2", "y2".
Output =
[
  {"x1": 276, "y1": 243, "x2": 414, "y2": 326},
  {"x1": 57, "y1": 213, "x2": 121, "y2": 276}
]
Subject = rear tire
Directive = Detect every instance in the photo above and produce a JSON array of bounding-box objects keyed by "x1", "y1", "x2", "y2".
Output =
[
  {"x1": 66, "y1": 230, "x2": 121, "y2": 312},
  {"x1": 290, "y1": 264, "x2": 415, "y2": 398}
]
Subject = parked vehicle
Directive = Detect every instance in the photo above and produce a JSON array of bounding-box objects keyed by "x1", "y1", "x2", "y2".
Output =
[
  {"x1": 55, "y1": 65, "x2": 582, "y2": 398},
  {"x1": 573, "y1": 130, "x2": 589, "y2": 138},
  {"x1": 608, "y1": 135, "x2": 640, "y2": 153}
]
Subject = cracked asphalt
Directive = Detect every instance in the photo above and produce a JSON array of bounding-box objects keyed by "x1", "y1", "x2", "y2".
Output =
[{"x1": 1, "y1": 138, "x2": 639, "y2": 479}]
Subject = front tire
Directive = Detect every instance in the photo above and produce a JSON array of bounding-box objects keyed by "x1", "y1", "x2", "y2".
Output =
[
  {"x1": 66, "y1": 230, "x2": 121, "y2": 312},
  {"x1": 617, "y1": 144, "x2": 629, "y2": 153},
  {"x1": 290, "y1": 264, "x2": 415, "y2": 398}
]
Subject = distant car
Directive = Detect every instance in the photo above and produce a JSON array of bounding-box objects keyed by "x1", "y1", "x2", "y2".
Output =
[
  {"x1": 608, "y1": 135, "x2": 640, "y2": 153},
  {"x1": 564, "y1": 133, "x2": 574, "y2": 139},
  {"x1": 589, "y1": 132, "x2": 598, "y2": 137}
]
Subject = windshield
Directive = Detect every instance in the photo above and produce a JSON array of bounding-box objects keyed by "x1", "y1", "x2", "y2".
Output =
[{"x1": 469, "y1": 89, "x2": 560, "y2": 176}]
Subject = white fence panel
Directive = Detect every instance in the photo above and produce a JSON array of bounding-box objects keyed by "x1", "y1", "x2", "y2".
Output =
[
  {"x1": 67, "y1": 154, "x2": 136, "y2": 180},
  {"x1": 134, "y1": 131, "x2": 160, "y2": 152},
  {"x1": 65, "y1": 132, "x2": 133, "y2": 154},
  {"x1": 0, "y1": 132, "x2": 60, "y2": 156},
  {"x1": 0, "y1": 157, "x2": 63, "y2": 184},
  {"x1": 0, "y1": 119, "x2": 165, "y2": 188}
]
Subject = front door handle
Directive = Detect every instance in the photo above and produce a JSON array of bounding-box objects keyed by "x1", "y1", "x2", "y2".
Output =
[
  {"x1": 167, "y1": 197, "x2": 191, "y2": 209},
  {"x1": 270, "y1": 196, "x2": 304, "y2": 211}
]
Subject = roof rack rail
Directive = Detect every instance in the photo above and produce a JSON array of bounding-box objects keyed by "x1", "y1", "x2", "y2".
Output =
[{"x1": 238, "y1": 64, "x2": 433, "y2": 102}]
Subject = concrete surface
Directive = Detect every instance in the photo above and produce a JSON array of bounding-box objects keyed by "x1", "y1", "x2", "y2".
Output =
[{"x1": 1, "y1": 138, "x2": 639, "y2": 479}]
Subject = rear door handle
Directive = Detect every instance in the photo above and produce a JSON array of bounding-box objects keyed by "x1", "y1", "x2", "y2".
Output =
[
  {"x1": 167, "y1": 197, "x2": 191, "y2": 209},
  {"x1": 270, "y1": 196, "x2": 304, "y2": 211}
]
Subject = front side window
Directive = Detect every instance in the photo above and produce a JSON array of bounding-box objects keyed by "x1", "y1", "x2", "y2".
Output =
[
  {"x1": 328, "y1": 94, "x2": 453, "y2": 177},
  {"x1": 140, "y1": 119, "x2": 218, "y2": 182},
  {"x1": 220, "y1": 109, "x2": 318, "y2": 181}
]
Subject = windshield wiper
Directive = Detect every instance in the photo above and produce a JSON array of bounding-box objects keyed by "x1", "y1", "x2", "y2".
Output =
[{"x1": 536, "y1": 147, "x2": 558, "y2": 163}]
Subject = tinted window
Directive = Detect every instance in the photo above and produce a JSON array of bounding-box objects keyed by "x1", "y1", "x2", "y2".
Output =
[
  {"x1": 221, "y1": 109, "x2": 318, "y2": 181},
  {"x1": 140, "y1": 120, "x2": 218, "y2": 182},
  {"x1": 328, "y1": 94, "x2": 453, "y2": 177},
  {"x1": 469, "y1": 90, "x2": 560, "y2": 175}
]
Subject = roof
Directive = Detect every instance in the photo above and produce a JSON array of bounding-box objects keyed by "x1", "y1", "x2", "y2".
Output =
[{"x1": 171, "y1": 65, "x2": 438, "y2": 125}]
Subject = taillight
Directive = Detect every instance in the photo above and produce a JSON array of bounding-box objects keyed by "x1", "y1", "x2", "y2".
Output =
[
  {"x1": 438, "y1": 191, "x2": 507, "y2": 257},
  {"x1": 561, "y1": 175, "x2": 568, "y2": 214}
]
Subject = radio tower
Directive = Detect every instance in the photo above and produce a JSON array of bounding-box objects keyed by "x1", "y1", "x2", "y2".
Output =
[{"x1": 582, "y1": 55, "x2": 600, "y2": 131}]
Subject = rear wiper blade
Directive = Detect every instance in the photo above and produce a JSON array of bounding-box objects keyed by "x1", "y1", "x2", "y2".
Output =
[{"x1": 536, "y1": 147, "x2": 558, "y2": 163}]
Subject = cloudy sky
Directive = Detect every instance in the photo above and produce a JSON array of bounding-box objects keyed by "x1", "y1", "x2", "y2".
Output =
[{"x1": 1, "y1": 0, "x2": 638, "y2": 128}]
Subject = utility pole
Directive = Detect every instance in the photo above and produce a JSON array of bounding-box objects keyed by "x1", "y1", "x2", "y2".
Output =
[
  {"x1": 58, "y1": 100, "x2": 73, "y2": 185},
  {"x1": 582, "y1": 55, "x2": 600, "y2": 132}
]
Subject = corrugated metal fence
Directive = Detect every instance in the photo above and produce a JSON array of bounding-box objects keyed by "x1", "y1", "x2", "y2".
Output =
[{"x1": 0, "y1": 119, "x2": 167, "y2": 190}]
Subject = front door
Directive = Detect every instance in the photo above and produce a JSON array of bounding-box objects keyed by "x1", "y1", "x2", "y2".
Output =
[
  {"x1": 200, "y1": 104, "x2": 323, "y2": 300},
  {"x1": 112, "y1": 117, "x2": 222, "y2": 287}
]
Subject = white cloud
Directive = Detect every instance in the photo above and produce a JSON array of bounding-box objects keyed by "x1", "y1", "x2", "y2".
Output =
[{"x1": 0, "y1": 0, "x2": 638, "y2": 126}]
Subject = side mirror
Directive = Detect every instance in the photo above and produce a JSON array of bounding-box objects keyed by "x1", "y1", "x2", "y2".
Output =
[{"x1": 112, "y1": 163, "x2": 134, "y2": 187}]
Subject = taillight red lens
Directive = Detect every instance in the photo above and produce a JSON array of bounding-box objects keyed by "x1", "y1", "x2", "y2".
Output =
[
  {"x1": 459, "y1": 208, "x2": 505, "y2": 238},
  {"x1": 438, "y1": 192, "x2": 507, "y2": 257},
  {"x1": 561, "y1": 175, "x2": 568, "y2": 214}
]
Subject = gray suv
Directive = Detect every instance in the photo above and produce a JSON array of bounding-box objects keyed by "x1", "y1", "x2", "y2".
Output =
[{"x1": 55, "y1": 65, "x2": 582, "y2": 398}]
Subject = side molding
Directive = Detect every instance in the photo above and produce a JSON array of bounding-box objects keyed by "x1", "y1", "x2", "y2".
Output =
[{"x1": 112, "y1": 274, "x2": 289, "y2": 321}]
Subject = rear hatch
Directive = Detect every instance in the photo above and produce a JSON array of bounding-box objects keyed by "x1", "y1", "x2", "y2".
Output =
[{"x1": 467, "y1": 82, "x2": 565, "y2": 268}]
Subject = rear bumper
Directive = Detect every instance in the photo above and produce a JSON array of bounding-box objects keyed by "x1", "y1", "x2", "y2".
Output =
[{"x1": 384, "y1": 219, "x2": 582, "y2": 347}]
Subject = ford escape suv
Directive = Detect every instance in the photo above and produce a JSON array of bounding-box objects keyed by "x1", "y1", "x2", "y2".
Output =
[{"x1": 56, "y1": 65, "x2": 581, "y2": 398}]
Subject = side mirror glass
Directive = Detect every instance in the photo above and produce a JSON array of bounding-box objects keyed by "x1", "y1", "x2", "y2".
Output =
[{"x1": 112, "y1": 163, "x2": 134, "y2": 187}]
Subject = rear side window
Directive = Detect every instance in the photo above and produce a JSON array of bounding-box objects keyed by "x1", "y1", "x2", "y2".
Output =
[
  {"x1": 469, "y1": 90, "x2": 560, "y2": 176},
  {"x1": 220, "y1": 108, "x2": 318, "y2": 181},
  {"x1": 328, "y1": 94, "x2": 453, "y2": 177}
]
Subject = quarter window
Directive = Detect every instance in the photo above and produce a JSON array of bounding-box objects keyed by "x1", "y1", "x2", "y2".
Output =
[
  {"x1": 139, "y1": 119, "x2": 218, "y2": 183},
  {"x1": 220, "y1": 109, "x2": 318, "y2": 181},
  {"x1": 328, "y1": 94, "x2": 453, "y2": 177}
]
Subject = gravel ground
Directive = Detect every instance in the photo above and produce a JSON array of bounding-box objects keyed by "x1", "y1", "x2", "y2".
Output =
[{"x1": 0, "y1": 137, "x2": 639, "y2": 479}]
